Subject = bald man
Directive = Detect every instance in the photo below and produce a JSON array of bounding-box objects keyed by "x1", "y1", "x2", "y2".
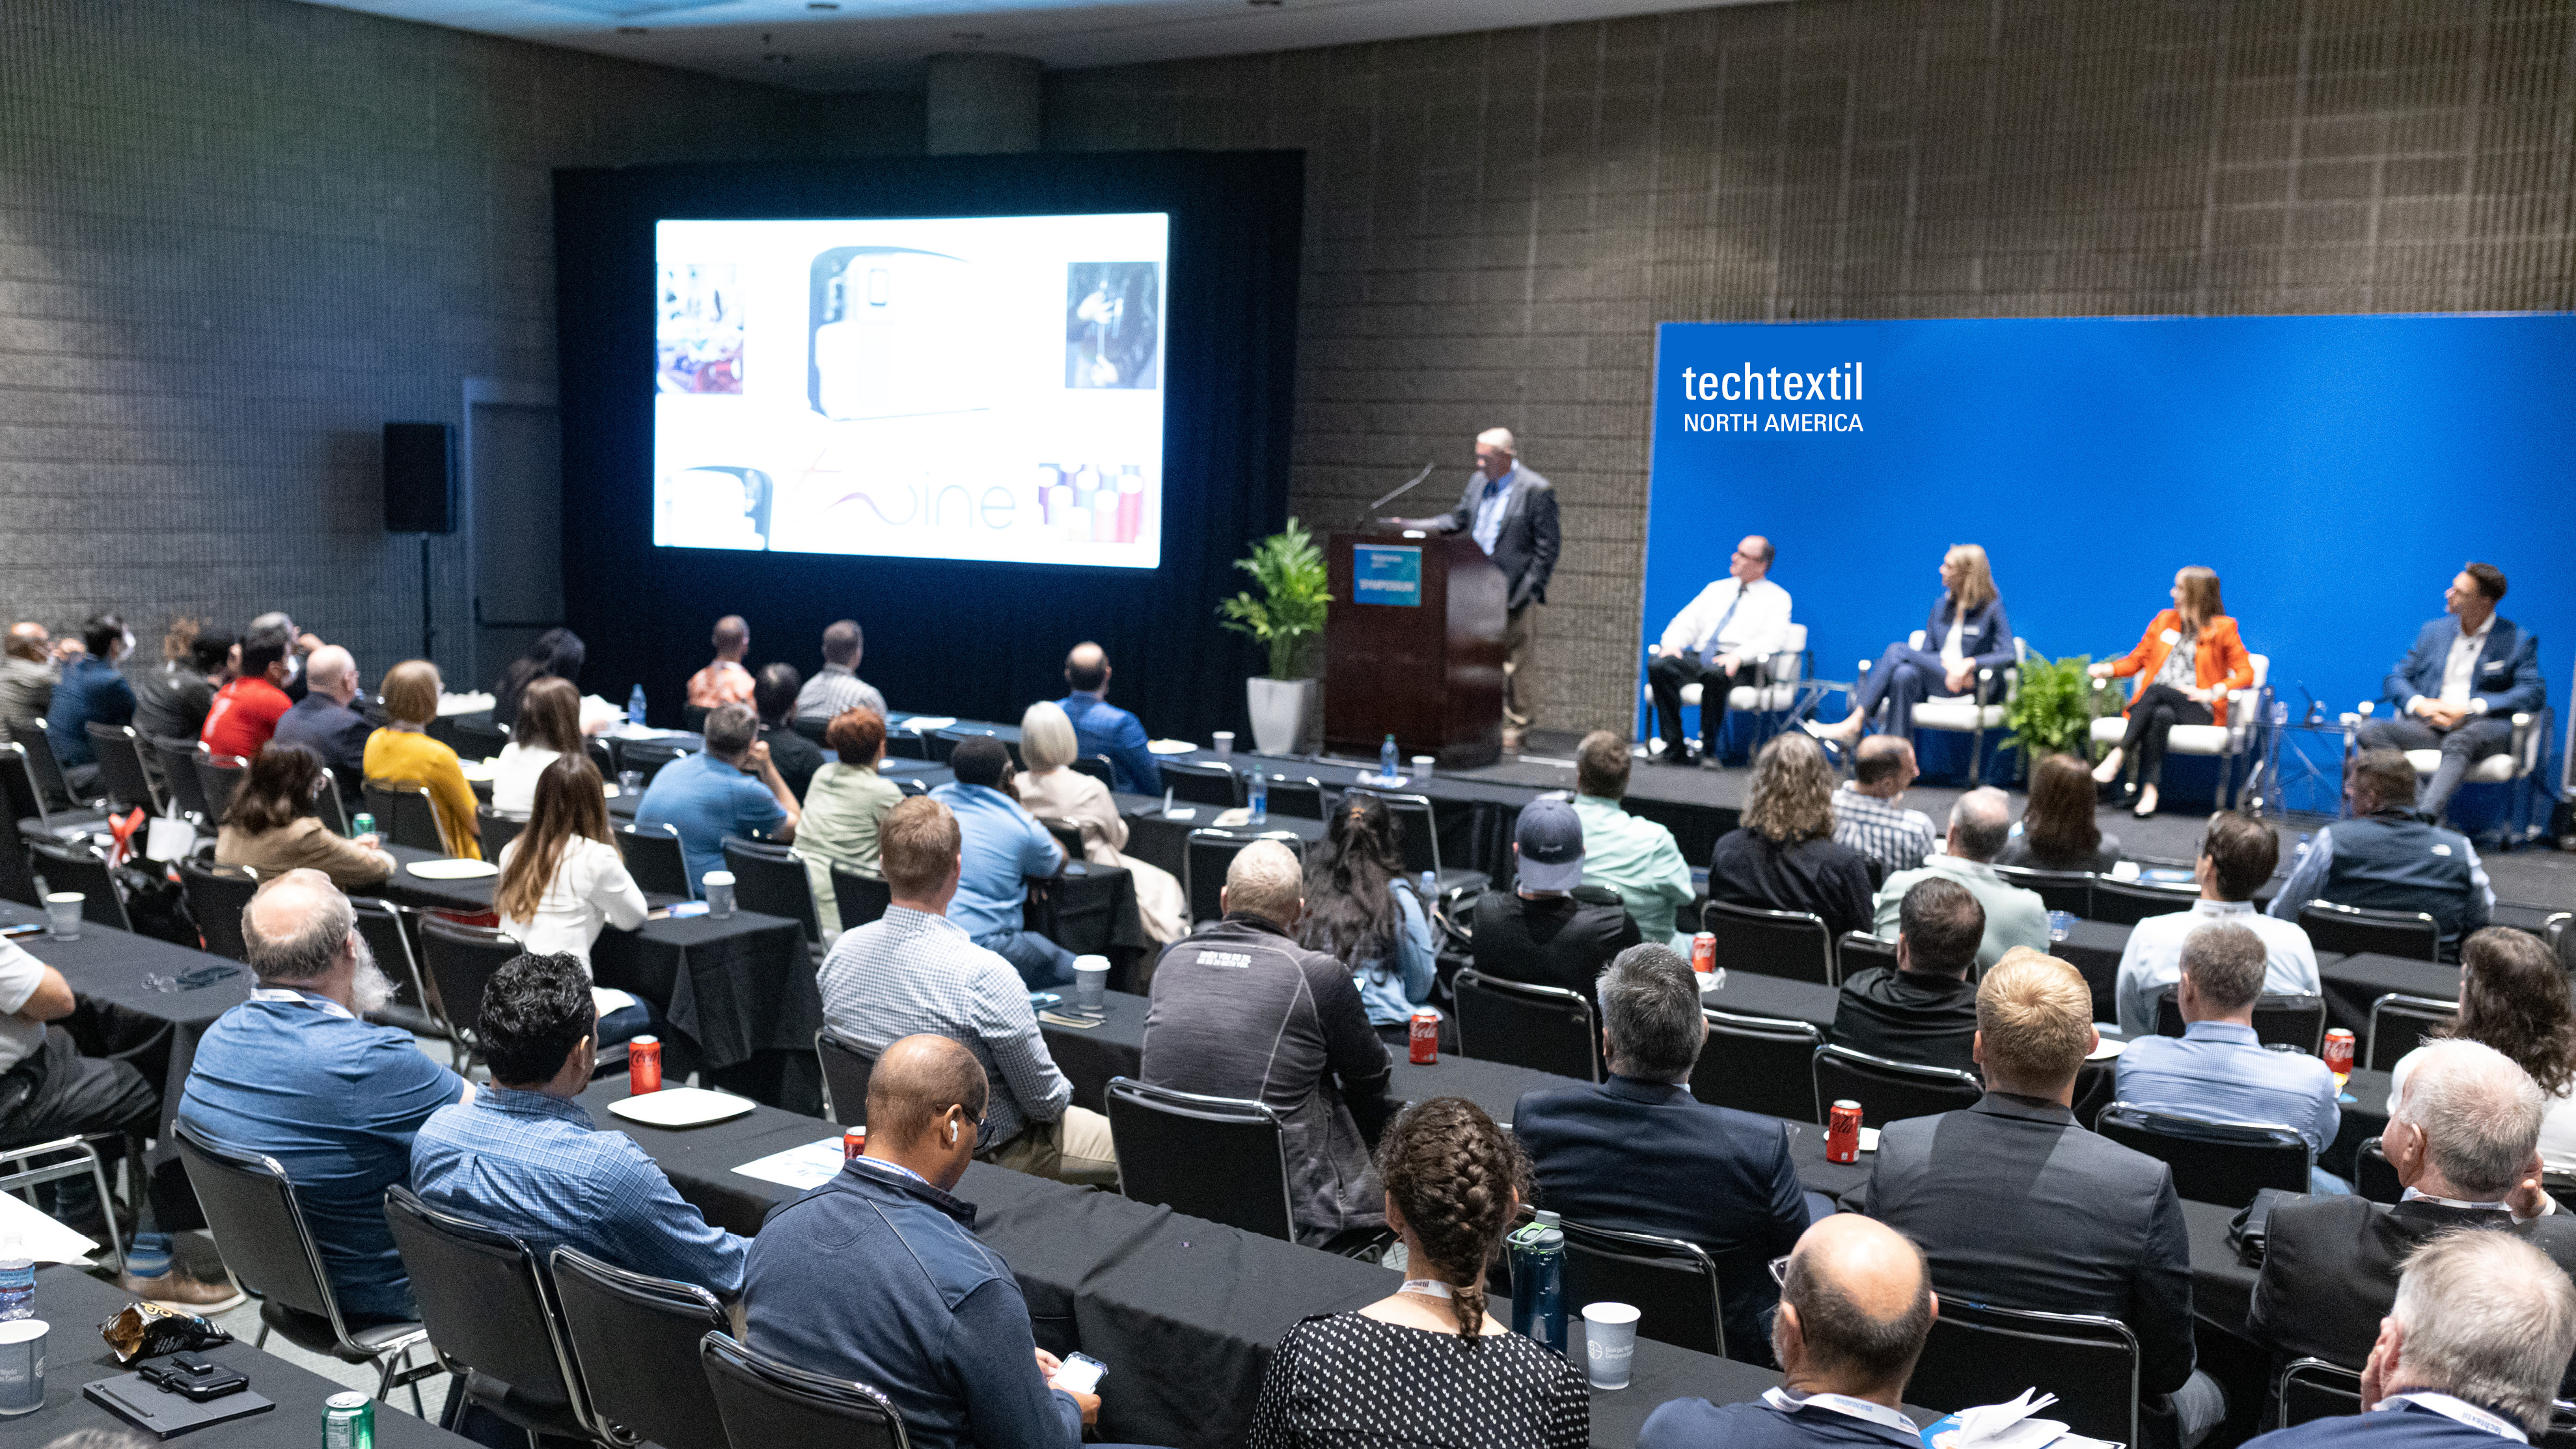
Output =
[
  {"x1": 1649, "y1": 535, "x2": 1794, "y2": 768},
  {"x1": 1142, "y1": 840, "x2": 1397, "y2": 1246},
  {"x1": 1869, "y1": 787, "x2": 2049, "y2": 969},
  {"x1": 686, "y1": 615, "x2": 756, "y2": 711},
  {"x1": 1641, "y1": 1215, "x2": 1935, "y2": 1449},
  {"x1": 1390, "y1": 427, "x2": 1560, "y2": 744},
  {"x1": 0, "y1": 621, "x2": 60, "y2": 746},
  {"x1": 272, "y1": 644, "x2": 373, "y2": 780},
  {"x1": 1056, "y1": 642, "x2": 1160, "y2": 794}
]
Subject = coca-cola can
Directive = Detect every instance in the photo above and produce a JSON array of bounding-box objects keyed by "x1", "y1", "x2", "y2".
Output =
[
  {"x1": 1692, "y1": 932, "x2": 1716, "y2": 975},
  {"x1": 843, "y1": 1127, "x2": 866, "y2": 1160},
  {"x1": 627, "y1": 1035, "x2": 663, "y2": 1095},
  {"x1": 2323, "y1": 1028, "x2": 2356, "y2": 1079},
  {"x1": 1409, "y1": 1011, "x2": 1440, "y2": 1064},
  {"x1": 1826, "y1": 1100, "x2": 1863, "y2": 1163}
]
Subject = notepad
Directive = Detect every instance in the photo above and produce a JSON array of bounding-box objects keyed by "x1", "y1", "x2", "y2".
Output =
[{"x1": 732, "y1": 1137, "x2": 850, "y2": 1191}]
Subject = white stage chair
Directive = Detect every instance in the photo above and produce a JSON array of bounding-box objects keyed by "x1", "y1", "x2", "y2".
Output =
[
  {"x1": 2087, "y1": 653, "x2": 2271, "y2": 807},
  {"x1": 1640, "y1": 624, "x2": 1810, "y2": 759}
]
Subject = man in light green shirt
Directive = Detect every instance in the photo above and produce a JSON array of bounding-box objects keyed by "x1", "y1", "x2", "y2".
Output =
[
  {"x1": 1871, "y1": 787, "x2": 2050, "y2": 969},
  {"x1": 1567, "y1": 731, "x2": 1697, "y2": 947}
]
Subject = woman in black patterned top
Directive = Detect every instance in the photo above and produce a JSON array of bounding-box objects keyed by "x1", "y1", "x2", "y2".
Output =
[{"x1": 1246, "y1": 1098, "x2": 1589, "y2": 1449}]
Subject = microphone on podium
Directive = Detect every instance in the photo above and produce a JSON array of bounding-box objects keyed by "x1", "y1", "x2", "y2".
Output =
[{"x1": 1358, "y1": 462, "x2": 1436, "y2": 530}]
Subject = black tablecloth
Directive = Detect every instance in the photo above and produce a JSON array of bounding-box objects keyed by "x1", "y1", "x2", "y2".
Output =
[
  {"x1": 1116, "y1": 796, "x2": 1328, "y2": 884},
  {"x1": 0, "y1": 899, "x2": 244, "y2": 1137},
  {"x1": 2048, "y1": 919, "x2": 2131, "y2": 1023},
  {"x1": 2319, "y1": 953, "x2": 2459, "y2": 1040},
  {"x1": 1701, "y1": 971, "x2": 1840, "y2": 1033}
]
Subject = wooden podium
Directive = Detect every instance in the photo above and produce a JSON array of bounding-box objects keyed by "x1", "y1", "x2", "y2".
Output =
[{"x1": 1324, "y1": 531, "x2": 1507, "y2": 769}]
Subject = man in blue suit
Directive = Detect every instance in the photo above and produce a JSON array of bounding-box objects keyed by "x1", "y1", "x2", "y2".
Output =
[
  {"x1": 1056, "y1": 642, "x2": 1160, "y2": 796},
  {"x1": 2359, "y1": 563, "x2": 2544, "y2": 824},
  {"x1": 2240, "y1": 1230, "x2": 2576, "y2": 1449},
  {"x1": 1513, "y1": 943, "x2": 1815, "y2": 1364}
]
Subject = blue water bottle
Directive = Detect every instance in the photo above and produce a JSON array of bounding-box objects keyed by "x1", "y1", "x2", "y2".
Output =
[
  {"x1": 1247, "y1": 772, "x2": 1268, "y2": 825},
  {"x1": 1507, "y1": 1211, "x2": 1565, "y2": 1354},
  {"x1": 1380, "y1": 733, "x2": 1399, "y2": 779},
  {"x1": 627, "y1": 684, "x2": 647, "y2": 727}
]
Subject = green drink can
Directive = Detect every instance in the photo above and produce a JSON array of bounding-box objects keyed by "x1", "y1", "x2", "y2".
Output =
[{"x1": 324, "y1": 1390, "x2": 374, "y2": 1448}]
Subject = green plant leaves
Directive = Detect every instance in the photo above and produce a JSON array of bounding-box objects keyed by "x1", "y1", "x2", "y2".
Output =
[
  {"x1": 2005, "y1": 653, "x2": 2107, "y2": 765},
  {"x1": 1217, "y1": 516, "x2": 1333, "y2": 680}
]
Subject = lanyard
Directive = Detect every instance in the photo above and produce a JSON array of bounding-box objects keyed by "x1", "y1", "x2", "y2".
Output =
[
  {"x1": 2379, "y1": 1394, "x2": 2527, "y2": 1442},
  {"x1": 1764, "y1": 1387, "x2": 1918, "y2": 1435}
]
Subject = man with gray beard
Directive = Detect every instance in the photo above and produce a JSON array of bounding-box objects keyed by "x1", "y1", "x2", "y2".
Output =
[{"x1": 180, "y1": 869, "x2": 469, "y2": 1323}]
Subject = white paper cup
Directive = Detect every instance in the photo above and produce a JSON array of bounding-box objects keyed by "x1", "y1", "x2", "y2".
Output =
[
  {"x1": 0, "y1": 1318, "x2": 47, "y2": 1415},
  {"x1": 1582, "y1": 1302, "x2": 1640, "y2": 1390},
  {"x1": 43, "y1": 893, "x2": 81, "y2": 941},
  {"x1": 1073, "y1": 956, "x2": 1110, "y2": 1014},
  {"x1": 702, "y1": 871, "x2": 736, "y2": 917},
  {"x1": 1410, "y1": 755, "x2": 1435, "y2": 780},
  {"x1": 1211, "y1": 732, "x2": 1234, "y2": 760}
]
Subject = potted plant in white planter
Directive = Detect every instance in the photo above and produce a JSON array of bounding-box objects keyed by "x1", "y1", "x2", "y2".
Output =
[{"x1": 1218, "y1": 517, "x2": 1331, "y2": 755}]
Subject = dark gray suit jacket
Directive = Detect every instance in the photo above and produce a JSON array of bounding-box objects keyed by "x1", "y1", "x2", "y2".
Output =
[{"x1": 1432, "y1": 465, "x2": 1561, "y2": 610}]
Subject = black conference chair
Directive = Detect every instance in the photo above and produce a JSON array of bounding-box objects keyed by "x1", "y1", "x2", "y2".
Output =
[
  {"x1": 1559, "y1": 1217, "x2": 1727, "y2": 1358},
  {"x1": 172, "y1": 1120, "x2": 434, "y2": 1408},
  {"x1": 2150, "y1": 989, "x2": 2329, "y2": 1054},
  {"x1": 477, "y1": 805, "x2": 525, "y2": 863},
  {"x1": 1811, "y1": 1044, "x2": 1983, "y2": 1128},
  {"x1": 2299, "y1": 901, "x2": 2442, "y2": 963},
  {"x1": 381, "y1": 1185, "x2": 597, "y2": 1443},
  {"x1": 152, "y1": 736, "x2": 215, "y2": 822},
  {"x1": 1067, "y1": 756, "x2": 1116, "y2": 787},
  {"x1": 29, "y1": 841, "x2": 131, "y2": 932},
  {"x1": 15, "y1": 724, "x2": 91, "y2": 812},
  {"x1": 0, "y1": 828, "x2": 38, "y2": 907},
  {"x1": 2367, "y1": 992, "x2": 2457, "y2": 1072},
  {"x1": 1693, "y1": 1009, "x2": 1826, "y2": 1123},
  {"x1": 1161, "y1": 759, "x2": 1240, "y2": 808},
  {"x1": 363, "y1": 779, "x2": 447, "y2": 854},
  {"x1": 2275, "y1": 1357, "x2": 2363, "y2": 1428},
  {"x1": 1453, "y1": 969, "x2": 1602, "y2": 1082},
  {"x1": 5, "y1": 740, "x2": 107, "y2": 845},
  {"x1": 1103, "y1": 1076, "x2": 1296, "y2": 1242},
  {"x1": 829, "y1": 866, "x2": 892, "y2": 930},
  {"x1": 198, "y1": 752, "x2": 251, "y2": 827},
  {"x1": 893, "y1": 775, "x2": 930, "y2": 798},
  {"x1": 351, "y1": 897, "x2": 450, "y2": 1058},
  {"x1": 789, "y1": 717, "x2": 830, "y2": 746},
  {"x1": 2355, "y1": 1136, "x2": 2402, "y2": 1204},
  {"x1": 2552, "y1": 912, "x2": 2575, "y2": 976},
  {"x1": 617, "y1": 739, "x2": 693, "y2": 786},
  {"x1": 1701, "y1": 899, "x2": 1837, "y2": 986},
  {"x1": 1252, "y1": 773, "x2": 1332, "y2": 820},
  {"x1": 723, "y1": 836, "x2": 824, "y2": 948},
  {"x1": 585, "y1": 738, "x2": 617, "y2": 781},
  {"x1": 618, "y1": 822, "x2": 692, "y2": 899},
  {"x1": 702, "y1": 1331, "x2": 909, "y2": 1448},
  {"x1": 817, "y1": 1027, "x2": 877, "y2": 1127},
  {"x1": 1182, "y1": 827, "x2": 1302, "y2": 928},
  {"x1": 1835, "y1": 931, "x2": 1899, "y2": 980},
  {"x1": 2095, "y1": 1103, "x2": 2311, "y2": 1208},
  {"x1": 1909, "y1": 1300, "x2": 2139, "y2": 1449},
  {"x1": 178, "y1": 858, "x2": 258, "y2": 962},
  {"x1": 1041, "y1": 817, "x2": 1087, "y2": 864},
  {"x1": 1991, "y1": 864, "x2": 2097, "y2": 918},
  {"x1": 85, "y1": 722, "x2": 163, "y2": 814},
  {"x1": 448, "y1": 714, "x2": 510, "y2": 761},
  {"x1": 315, "y1": 766, "x2": 354, "y2": 835},
  {"x1": 551, "y1": 1247, "x2": 730, "y2": 1449},
  {"x1": 417, "y1": 915, "x2": 523, "y2": 1073},
  {"x1": 2087, "y1": 876, "x2": 2202, "y2": 927},
  {"x1": 1346, "y1": 788, "x2": 1487, "y2": 900}
]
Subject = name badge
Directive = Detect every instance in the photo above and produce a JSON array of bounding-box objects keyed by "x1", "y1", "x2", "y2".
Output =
[
  {"x1": 2160, "y1": 629, "x2": 2182, "y2": 645},
  {"x1": 2483, "y1": 661, "x2": 2506, "y2": 673}
]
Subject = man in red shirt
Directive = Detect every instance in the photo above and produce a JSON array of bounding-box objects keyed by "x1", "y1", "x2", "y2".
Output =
[{"x1": 200, "y1": 623, "x2": 297, "y2": 759}]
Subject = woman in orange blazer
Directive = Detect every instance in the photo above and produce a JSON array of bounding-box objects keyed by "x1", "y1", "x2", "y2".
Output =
[{"x1": 2087, "y1": 566, "x2": 2255, "y2": 818}]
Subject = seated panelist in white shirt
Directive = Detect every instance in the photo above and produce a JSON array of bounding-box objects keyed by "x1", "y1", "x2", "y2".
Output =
[{"x1": 1647, "y1": 535, "x2": 1793, "y2": 768}]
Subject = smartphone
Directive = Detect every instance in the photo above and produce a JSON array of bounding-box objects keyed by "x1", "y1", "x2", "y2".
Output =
[
  {"x1": 0, "y1": 923, "x2": 42, "y2": 939},
  {"x1": 1053, "y1": 1352, "x2": 1107, "y2": 1396},
  {"x1": 1028, "y1": 992, "x2": 1062, "y2": 1009}
]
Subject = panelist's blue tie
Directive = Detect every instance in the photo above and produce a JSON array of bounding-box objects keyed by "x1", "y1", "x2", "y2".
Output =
[{"x1": 1702, "y1": 586, "x2": 1741, "y2": 656}]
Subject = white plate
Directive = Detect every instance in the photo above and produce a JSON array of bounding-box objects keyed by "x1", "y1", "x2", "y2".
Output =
[
  {"x1": 1146, "y1": 739, "x2": 1199, "y2": 755},
  {"x1": 2086, "y1": 1036, "x2": 2129, "y2": 1061},
  {"x1": 901, "y1": 716, "x2": 957, "y2": 733},
  {"x1": 608, "y1": 1087, "x2": 757, "y2": 1128},
  {"x1": 406, "y1": 859, "x2": 498, "y2": 880}
]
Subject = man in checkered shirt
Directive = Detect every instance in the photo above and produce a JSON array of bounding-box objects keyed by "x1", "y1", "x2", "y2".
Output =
[
  {"x1": 1831, "y1": 737, "x2": 1937, "y2": 874},
  {"x1": 795, "y1": 617, "x2": 888, "y2": 722}
]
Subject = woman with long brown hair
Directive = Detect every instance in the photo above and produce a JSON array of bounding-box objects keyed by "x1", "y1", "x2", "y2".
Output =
[
  {"x1": 491, "y1": 675, "x2": 585, "y2": 817},
  {"x1": 2087, "y1": 565, "x2": 2256, "y2": 819},
  {"x1": 2390, "y1": 926, "x2": 2576, "y2": 1175},
  {"x1": 1300, "y1": 792, "x2": 1438, "y2": 1038},
  {"x1": 494, "y1": 753, "x2": 653, "y2": 1044},
  {"x1": 1247, "y1": 1098, "x2": 1587, "y2": 1448},
  {"x1": 1810, "y1": 543, "x2": 2016, "y2": 749},
  {"x1": 1998, "y1": 752, "x2": 2122, "y2": 873},
  {"x1": 1707, "y1": 732, "x2": 1875, "y2": 940},
  {"x1": 215, "y1": 742, "x2": 394, "y2": 887}
]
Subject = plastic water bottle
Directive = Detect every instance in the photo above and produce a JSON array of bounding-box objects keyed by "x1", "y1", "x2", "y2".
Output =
[
  {"x1": 1380, "y1": 734, "x2": 1399, "y2": 779},
  {"x1": 1421, "y1": 870, "x2": 1438, "y2": 904},
  {"x1": 351, "y1": 812, "x2": 375, "y2": 841},
  {"x1": 1247, "y1": 772, "x2": 1268, "y2": 825},
  {"x1": 2271, "y1": 697, "x2": 2289, "y2": 728},
  {"x1": 627, "y1": 684, "x2": 648, "y2": 727},
  {"x1": 1507, "y1": 1212, "x2": 1566, "y2": 1354},
  {"x1": 0, "y1": 1235, "x2": 31, "y2": 1320},
  {"x1": 2294, "y1": 832, "x2": 2312, "y2": 867}
]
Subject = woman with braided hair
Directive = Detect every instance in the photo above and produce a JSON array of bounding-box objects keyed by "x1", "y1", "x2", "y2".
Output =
[{"x1": 1246, "y1": 1098, "x2": 1590, "y2": 1448}]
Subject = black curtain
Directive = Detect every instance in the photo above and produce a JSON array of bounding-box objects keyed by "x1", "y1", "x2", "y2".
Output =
[{"x1": 552, "y1": 151, "x2": 1304, "y2": 744}]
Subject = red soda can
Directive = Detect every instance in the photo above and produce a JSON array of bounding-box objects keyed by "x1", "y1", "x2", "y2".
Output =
[
  {"x1": 843, "y1": 1127, "x2": 866, "y2": 1160},
  {"x1": 627, "y1": 1035, "x2": 663, "y2": 1094},
  {"x1": 1826, "y1": 1100, "x2": 1863, "y2": 1163},
  {"x1": 1409, "y1": 1011, "x2": 1440, "y2": 1064},
  {"x1": 1692, "y1": 932, "x2": 1716, "y2": 975},
  {"x1": 2323, "y1": 1029, "x2": 2356, "y2": 1079}
]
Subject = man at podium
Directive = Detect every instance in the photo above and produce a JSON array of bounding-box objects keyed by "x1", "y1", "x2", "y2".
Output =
[{"x1": 1388, "y1": 427, "x2": 1560, "y2": 745}]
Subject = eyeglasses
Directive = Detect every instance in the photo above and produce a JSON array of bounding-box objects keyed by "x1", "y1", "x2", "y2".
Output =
[{"x1": 1768, "y1": 1254, "x2": 1793, "y2": 1286}]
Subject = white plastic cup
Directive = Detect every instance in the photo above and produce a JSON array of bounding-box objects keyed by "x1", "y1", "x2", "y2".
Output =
[
  {"x1": 1073, "y1": 955, "x2": 1110, "y2": 1014},
  {"x1": 1211, "y1": 732, "x2": 1234, "y2": 760},
  {"x1": 1410, "y1": 755, "x2": 1435, "y2": 780},
  {"x1": 702, "y1": 871, "x2": 736, "y2": 917},
  {"x1": 618, "y1": 770, "x2": 643, "y2": 795},
  {"x1": 0, "y1": 1318, "x2": 46, "y2": 1415},
  {"x1": 1582, "y1": 1302, "x2": 1640, "y2": 1390},
  {"x1": 42, "y1": 894, "x2": 81, "y2": 942}
]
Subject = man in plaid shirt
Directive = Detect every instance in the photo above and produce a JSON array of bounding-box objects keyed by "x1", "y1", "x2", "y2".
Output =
[{"x1": 1831, "y1": 737, "x2": 1937, "y2": 874}]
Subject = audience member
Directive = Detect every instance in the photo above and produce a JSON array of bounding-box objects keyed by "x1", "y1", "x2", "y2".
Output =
[
  {"x1": 1470, "y1": 797, "x2": 1641, "y2": 995},
  {"x1": 1568, "y1": 730, "x2": 1695, "y2": 946},
  {"x1": 46, "y1": 612, "x2": 135, "y2": 792},
  {"x1": 1709, "y1": 734, "x2": 1876, "y2": 941},
  {"x1": 271, "y1": 644, "x2": 372, "y2": 783},
  {"x1": 130, "y1": 619, "x2": 226, "y2": 746},
  {"x1": 1870, "y1": 789, "x2": 2049, "y2": 969},
  {"x1": 1515, "y1": 944, "x2": 1812, "y2": 1362},
  {"x1": 1056, "y1": 642, "x2": 1161, "y2": 795},
  {"x1": 1995, "y1": 752, "x2": 2121, "y2": 872},
  {"x1": 1831, "y1": 878, "x2": 1984, "y2": 1075},
  {"x1": 1832, "y1": 737, "x2": 1938, "y2": 876},
  {"x1": 1850, "y1": 949, "x2": 2221, "y2": 1448},
  {"x1": 201, "y1": 621, "x2": 296, "y2": 760},
  {"x1": 1647, "y1": 535, "x2": 1794, "y2": 768},
  {"x1": 489, "y1": 675, "x2": 582, "y2": 817},
  {"x1": 795, "y1": 618, "x2": 886, "y2": 722},
  {"x1": 2268, "y1": 749, "x2": 2491, "y2": 955},
  {"x1": 1015, "y1": 700, "x2": 1185, "y2": 943},
  {"x1": 489, "y1": 627, "x2": 585, "y2": 733},
  {"x1": 2250, "y1": 1039, "x2": 2576, "y2": 1394},
  {"x1": 1144, "y1": 840, "x2": 1399, "y2": 1246},
  {"x1": 685, "y1": 614, "x2": 755, "y2": 711},
  {"x1": 493, "y1": 755, "x2": 657, "y2": 1050},
  {"x1": 927, "y1": 735, "x2": 1071, "y2": 988},
  {"x1": 180, "y1": 870, "x2": 470, "y2": 1323},
  {"x1": 246, "y1": 609, "x2": 323, "y2": 701},
  {"x1": 2389, "y1": 927, "x2": 2576, "y2": 1178},
  {"x1": 816, "y1": 797, "x2": 1113, "y2": 1185},
  {"x1": 1809, "y1": 545, "x2": 2013, "y2": 748},
  {"x1": 752, "y1": 662, "x2": 823, "y2": 801},
  {"x1": 634, "y1": 701, "x2": 797, "y2": 895},
  {"x1": 2087, "y1": 566, "x2": 2256, "y2": 819},
  {"x1": 1300, "y1": 792, "x2": 1438, "y2": 1036},
  {"x1": 365, "y1": 658, "x2": 482, "y2": 860},
  {"x1": 215, "y1": 744, "x2": 393, "y2": 888},
  {"x1": 2356, "y1": 562, "x2": 2545, "y2": 827},
  {"x1": 0, "y1": 622, "x2": 59, "y2": 746},
  {"x1": 745, "y1": 1035, "x2": 1142, "y2": 1449},
  {"x1": 2115, "y1": 922, "x2": 2346, "y2": 1193},
  {"x1": 797, "y1": 706, "x2": 902, "y2": 935},
  {"x1": 1248, "y1": 1097, "x2": 1587, "y2": 1449},
  {"x1": 1638, "y1": 1215, "x2": 1935, "y2": 1449},
  {"x1": 2115, "y1": 811, "x2": 2320, "y2": 1036}
]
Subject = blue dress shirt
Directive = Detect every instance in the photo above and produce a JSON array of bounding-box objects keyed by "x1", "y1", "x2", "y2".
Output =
[
  {"x1": 928, "y1": 781, "x2": 1063, "y2": 939},
  {"x1": 2116, "y1": 1020, "x2": 2342, "y2": 1156},
  {"x1": 1056, "y1": 691, "x2": 1160, "y2": 794}
]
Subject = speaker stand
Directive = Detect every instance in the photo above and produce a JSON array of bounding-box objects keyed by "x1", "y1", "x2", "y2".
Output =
[{"x1": 418, "y1": 534, "x2": 436, "y2": 664}]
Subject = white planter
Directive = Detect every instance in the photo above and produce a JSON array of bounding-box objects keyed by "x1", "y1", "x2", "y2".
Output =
[{"x1": 1246, "y1": 677, "x2": 1316, "y2": 756}]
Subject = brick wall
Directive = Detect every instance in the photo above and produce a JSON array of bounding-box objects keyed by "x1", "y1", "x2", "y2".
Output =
[{"x1": 1046, "y1": 0, "x2": 2576, "y2": 734}]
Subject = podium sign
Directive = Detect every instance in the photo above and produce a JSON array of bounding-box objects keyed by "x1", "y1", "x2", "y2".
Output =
[{"x1": 1324, "y1": 532, "x2": 1506, "y2": 768}]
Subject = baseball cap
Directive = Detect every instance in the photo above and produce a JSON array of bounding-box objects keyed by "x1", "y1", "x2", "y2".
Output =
[{"x1": 1514, "y1": 796, "x2": 1585, "y2": 892}]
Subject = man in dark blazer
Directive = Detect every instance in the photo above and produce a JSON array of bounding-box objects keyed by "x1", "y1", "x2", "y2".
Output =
[
  {"x1": 2358, "y1": 562, "x2": 2545, "y2": 824},
  {"x1": 2249, "y1": 1038, "x2": 2576, "y2": 1394},
  {"x1": 1846, "y1": 947, "x2": 2221, "y2": 1449},
  {"x1": 1391, "y1": 427, "x2": 1559, "y2": 742},
  {"x1": 269, "y1": 645, "x2": 372, "y2": 783},
  {"x1": 1514, "y1": 943, "x2": 1813, "y2": 1363}
]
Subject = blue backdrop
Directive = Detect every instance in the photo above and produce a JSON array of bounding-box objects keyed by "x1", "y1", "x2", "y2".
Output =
[{"x1": 1644, "y1": 314, "x2": 2575, "y2": 801}]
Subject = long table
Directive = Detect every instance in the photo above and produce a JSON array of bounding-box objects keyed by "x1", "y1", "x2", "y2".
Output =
[{"x1": 0, "y1": 899, "x2": 247, "y2": 1138}]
